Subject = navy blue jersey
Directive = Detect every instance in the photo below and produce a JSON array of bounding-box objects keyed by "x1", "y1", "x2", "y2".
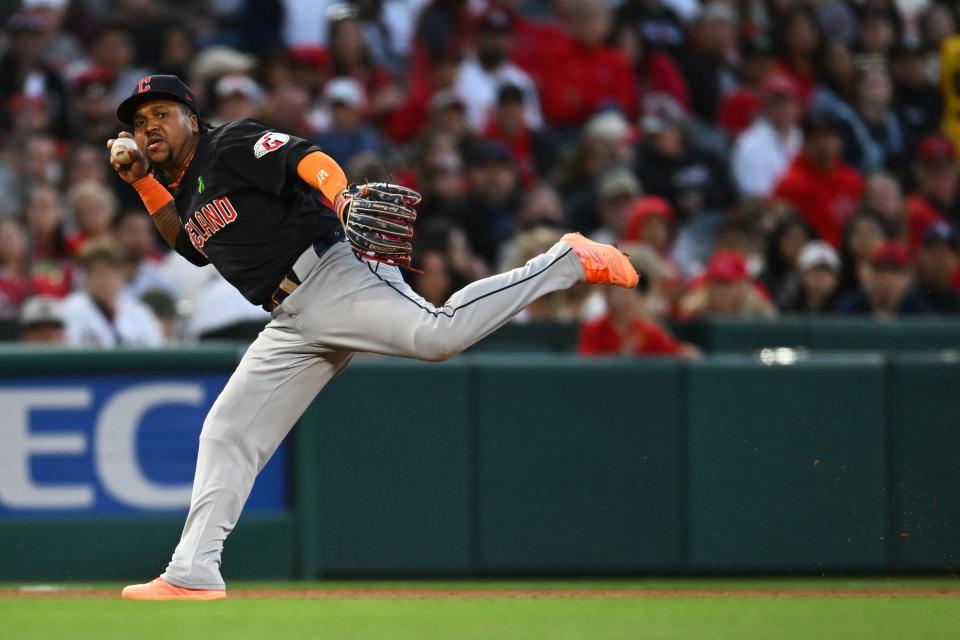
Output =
[{"x1": 169, "y1": 118, "x2": 339, "y2": 305}]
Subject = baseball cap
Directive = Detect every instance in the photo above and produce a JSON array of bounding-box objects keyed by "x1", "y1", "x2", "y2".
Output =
[
  {"x1": 762, "y1": 73, "x2": 800, "y2": 102},
  {"x1": 705, "y1": 251, "x2": 748, "y2": 282},
  {"x1": 698, "y1": 2, "x2": 738, "y2": 26},
  {"x1": 802, "y1": 110, "x2": 844, "y2": 137},
  {"x1": 641, "y1": 93, "x2": 686, "y2": 134},
  {"x1": 478, "y1": 8, "x2": 513, "y2": 33},
  {"x1": 870, "y1": 240, "x2": 911, "y2": 269},
  {"x1": 116, "y1": 74, "x2": 199, "y2": 125},
  {"x1": 597, "y1": 167, "x2": 641, "y2": 203},
  {"x1": 324, "y1": 77, "x2": 364, "y2": 108},
  {"x1": 74, "y1": 66, "x2": 113, "y2": 97},
  {"x1": 584, "y1": 110, "x2": 632, "y2": 142},
  {"x1": 740, "y1": 35, "x2": 773, "y2": 59},
  {"x1": 623, "y1": 196, "x2": 674, "y2": 241},
  {"x1": 19, "y1": 296, "x2": 64, "y2": 329},
  {"x1": 216, "y1": 74, "x2": 264, "y2": 104},
  {"x1": 796, "y1": 240, "x2": 840, "y2": 272},
  {"x1": 191, "y1": 45, "x2": 256, "y2": 81},
  {"x1": 326, "y1": 2, "x2": 359, "y2": 22},
  {"x1": 286, "y1": 45, "x2": 330, "y2": 69},
  {"x1": 921, "y1": 221, "x2": 959, "y2": 249},
  {"x1": 468, "y1": 140, "x2": 513, "y2": 167},
  {"x1": 916, "y1": 135, "x2": 956, "y2": 166},
  {"x1": 497, "y1": 84, "x2": 524, "y2": 106},
  {"x1": 22, "y1": 0, "x2": 68, "y2": 9},
  {"x1": 78, "y1": 238, "x2": 125, "y2": 268},
  {"x1": 429, "y1": 88, "x2": 466, "y2": 113},
  {"x1": 6, "y1": 11, "x2": 45, "y2": 33}
]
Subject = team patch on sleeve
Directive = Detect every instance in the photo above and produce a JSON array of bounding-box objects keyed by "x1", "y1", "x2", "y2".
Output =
[{"x1": 253, "y1": 131, "x2": 290, "y2": 158}]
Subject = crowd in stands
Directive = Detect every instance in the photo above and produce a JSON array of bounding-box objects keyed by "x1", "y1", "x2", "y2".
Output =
[{"x1": 1, "y1": 0, "x2": 959, "y2": 356}]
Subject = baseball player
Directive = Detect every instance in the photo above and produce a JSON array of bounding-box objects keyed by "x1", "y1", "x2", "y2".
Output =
[{"x1": 109, "y1": 75, "x2": 638, "y2": 600}]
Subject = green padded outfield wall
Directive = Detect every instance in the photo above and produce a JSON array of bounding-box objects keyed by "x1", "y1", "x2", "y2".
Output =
[
  {"x1": 296, "y1": 359, "x2": 474, "y2": 577},
  {"x1": 685, "y1": 355, "x2": 889, "y2": 571},
  {"x1": 693, "y1": 317, "x2": 960, "y2": 353},
  {"x1": 0, "y1": 514, "x2": 294, "y2": 581},
  {"x1": 474, "y1": 358, "x2": 684, "y2": 573},
  {"x1": 3, "y1": 348, "x2": 960, "y2": 579},
  {"x1": 889, "y1": 353, "x2": 960, "y2": 570}
]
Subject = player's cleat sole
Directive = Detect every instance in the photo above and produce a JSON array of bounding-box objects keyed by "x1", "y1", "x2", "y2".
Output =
[
  {"x1": 121, "y1": 577, "x2": 227, "y2": 601},
  {"x1": 561, "y1": 232, "x2": 640, "y2": 288}
]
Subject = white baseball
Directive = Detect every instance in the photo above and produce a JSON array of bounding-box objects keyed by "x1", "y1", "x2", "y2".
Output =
[{"x1": 111, "y1": 138, "x2": 139, "y2": 165}]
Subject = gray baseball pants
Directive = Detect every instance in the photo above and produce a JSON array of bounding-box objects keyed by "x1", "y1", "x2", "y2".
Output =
[{"x1": 162, "y1": 239, "x2": 584, "y2": 589}]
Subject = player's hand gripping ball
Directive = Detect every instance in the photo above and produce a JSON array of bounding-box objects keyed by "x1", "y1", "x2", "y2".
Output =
[
  {"x1": 110, "y1": 137, "x2": 139, "y2": 165},
  {"x1": 107, "y1": 133, "x2": 148, "y2": 184},
  {"x1": 335, "y1": 183, "x2": 422, "y2": 268}
]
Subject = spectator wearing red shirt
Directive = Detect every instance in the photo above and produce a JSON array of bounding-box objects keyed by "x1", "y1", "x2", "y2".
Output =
[
  {"x1": 0, "y1": 219, "x2": 70, "y2": 319},
  {"x1": 773, "y1": 111, "x2": 864, "y2": 247},
  {"x1": 327, "y1": 11, "x2": 403, "y2": 125},
  {"x1": 608, "y1": 20, "x2": 691, "y2": 115},
  {"x1": 23, "y1": 184, "x2": 73, "y2": 296},
  {"x1": 904, "y1": 135, "x2": 959, "y2": 252},
  {"x1": 65, "y1": 180, "x2": 117, "y2": 256},
  {"x1": 717, "y1": 36, "x2": 775, "y2": 137},
  {"x1": 622, "y1": 196, "x2": 684, "y2": 308},
  {"x1": 578, "y1": 275, "x2": 699, "y2": 358},
  {"x1": 493, "y1": 0, "x2": 571, "y2": 87},
  {"x1": 538, "y1": 0, "x2": 638, "y2": 128},
  {"x1": 481, "y1": 85, "x2": 558, "y2": 187},
  {"x1": 772, "y1": 5, "x2": 821, "y2": 104}
]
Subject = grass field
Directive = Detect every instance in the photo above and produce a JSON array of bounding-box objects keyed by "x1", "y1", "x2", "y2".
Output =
[{"x1": 3, "y1": 579, "x2": 959, "y2": 640}]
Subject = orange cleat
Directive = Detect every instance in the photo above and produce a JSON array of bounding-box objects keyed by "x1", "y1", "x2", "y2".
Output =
[
  {"x1": 561, "y1": 232, "x2": 640, "y2": 288},
  {"x1": 121, "y1": 577, "x2": 226, "y2": 601}
]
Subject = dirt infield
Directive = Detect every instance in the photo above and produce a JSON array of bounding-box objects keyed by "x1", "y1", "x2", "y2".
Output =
[{"x1": 4, "y1": 586, "x2": 960, "y2": 600}]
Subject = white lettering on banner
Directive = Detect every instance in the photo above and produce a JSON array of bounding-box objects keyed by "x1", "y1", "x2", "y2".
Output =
[
  {"x1": 95, "y1": 384, "x2": 204, "y2": 509},
  {"x1": 0, "y1": 389, "x2": 94, "y2": 509}
]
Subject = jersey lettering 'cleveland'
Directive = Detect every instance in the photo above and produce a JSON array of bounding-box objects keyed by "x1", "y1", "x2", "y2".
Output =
[
  {"x1": 169, "y1": 118, "x2": 339, "y2": 306},
  {"x1": 184, "y1": 197, "x2": 239, "y2": 252}
]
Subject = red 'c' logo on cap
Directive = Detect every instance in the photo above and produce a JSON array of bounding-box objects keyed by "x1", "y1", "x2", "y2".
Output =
[{"x1": 137, "y1": 76, "x2": 152, "y2": 93}]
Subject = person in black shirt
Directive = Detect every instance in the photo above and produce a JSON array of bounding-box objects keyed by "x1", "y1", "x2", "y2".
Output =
[
  {"x1": 915, "y1": 222, "x2": 960, "y2": 312},
  {"x1": 834, "y1": 240, "x2": 932, "y2": 316},
  {"x1": 107, "y1": 75, "x2": 639, "y2": 600}
]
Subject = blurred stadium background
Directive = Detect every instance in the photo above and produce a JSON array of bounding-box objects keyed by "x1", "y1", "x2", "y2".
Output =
[{"x1": 1, "y1": 0, "x2": 960, "y2": 627}]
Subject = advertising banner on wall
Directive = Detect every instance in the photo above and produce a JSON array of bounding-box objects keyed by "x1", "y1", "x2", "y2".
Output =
[{"x1": 0, "y1": 374, "x2": 287, "y2": 517}]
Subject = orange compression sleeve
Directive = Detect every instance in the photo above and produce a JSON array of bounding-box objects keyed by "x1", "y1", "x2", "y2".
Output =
[
  {"x1": 297, "y1": 151, "x2": 348, "y2": 205},
  {"x1": 133, "y1": 175, "x2": 174, "y2": 216}
]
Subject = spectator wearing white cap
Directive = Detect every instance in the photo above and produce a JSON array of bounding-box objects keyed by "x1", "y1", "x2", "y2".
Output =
[
  {"x1": 311, "y1": 76, "x2": 385, "y2": 167},
  {"x1": 18, "y1": 295, "x2": 65, "y2": 344},
  {"x1": 211, "y1": 74, "x2": 265, "y2": 126},
  {"x1": 782, "y1": 240, "x2": 842, "y2": 313}
]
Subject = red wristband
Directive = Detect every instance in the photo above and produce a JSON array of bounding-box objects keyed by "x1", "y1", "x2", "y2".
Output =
[{"x1": 133, "y1": 175, "x2": 174, "y2": 216}]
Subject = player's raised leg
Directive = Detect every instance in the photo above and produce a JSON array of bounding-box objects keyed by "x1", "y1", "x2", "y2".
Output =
[
  {"x1": 121, "y1": 313, "x2": 352, "y2": 600},
  {"x1": 287, "y1": 232, "x2": 638, "y2": 361}
]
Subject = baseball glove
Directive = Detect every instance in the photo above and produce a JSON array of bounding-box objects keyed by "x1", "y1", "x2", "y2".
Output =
[{"x1": 335, "y1": 182, "x2": 422, "y2": 268}]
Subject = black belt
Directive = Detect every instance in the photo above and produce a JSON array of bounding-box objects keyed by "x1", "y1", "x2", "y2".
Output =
[{"x1": 265, "y1": 227, "x2": 345, "y2": 311}]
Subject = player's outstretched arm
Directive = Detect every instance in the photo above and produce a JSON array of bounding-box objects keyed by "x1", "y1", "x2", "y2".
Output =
[
  {"x1": 107, "y1": 132, "x2": 181, "y2": 249},
  {"x1": 296, "y1": 151, "x2": 349, "y2": 222}
]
